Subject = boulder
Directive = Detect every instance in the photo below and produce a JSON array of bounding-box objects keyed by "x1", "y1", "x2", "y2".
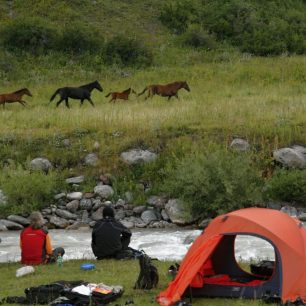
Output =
[
  {"x1": 67, "y1": 192, "x2": 83, "y2": 201},
  {"x1": 146, "y1": 195, "x2": 167, "y2": 209},
  {"x1": 49, "y1": 216, "x2": 69, "y2": 229},
  {"x1": 0, "y1": 222, "x2": 8, "y2": 231},
  {"x1": 7, "y1": 215, "x2": 30, "y2": 226},
  {"x1": 141, "y1": 210, "x2": 158, "y2": 224},
  {"x1": 54, "y1": 193, "x2": 66, "y2": 200},
  {"x1": 66, "y1": 200, "x2": 79, "y2": 213},
  {"x1": 55, "y1": 209, "x2": 77, "y2": 220},
  {"x1": 94, "y1": 185, "x2": 114, "y2": 199},
  {"x1": 298, "y1": 213, "x2": 306, "y2": 222},
  {"x1": 91, "y1": 207, "x2": 103, "y2": 221},
  {"x1": 120, "y1": 149, "x2": 157, "y2": 165},
  {"x1": 133, "y1": 205, "x2": 146, "y2": 215},
  {"x1": 281, "y1": 205, "x2": 298, "y2": 217},
  {"x1": 0, "y1": 219, "x2": 23, "y2": 230},
  {"x1": 230, "y1": 138, "x2": 250, "y2": 151},
  {"x1": 84, "y1": 153, "x2": 99, "y2": 166},
  {"x1": 92, "y1": 199, "x2": 103, "y2": 211},
  {"x1": 79, "y1": 199, "x2": 92, "y2": 211},
  {"x1": 65, "y1": 176, "x2": 85, "y2": 184},
  {"x1": 161, "y1": 209, "x2": 170, "y2": 221},
  {"x1": 273, "y1": 147, "x2": 306, "y2": 169},
  {"x1": 30, "y1": 157, "x2": 52, "y2": 173},
  {"x1": 165, "y1": 199, "x2": 196, "y2": 225},
  {"x1": 115, "y1": 210, "x2": 126, "y2": 220}
]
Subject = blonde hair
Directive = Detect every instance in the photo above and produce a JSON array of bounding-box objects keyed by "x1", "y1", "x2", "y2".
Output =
[{"x1": 29, "y1": 211, "x2": 44, "y2": 229}]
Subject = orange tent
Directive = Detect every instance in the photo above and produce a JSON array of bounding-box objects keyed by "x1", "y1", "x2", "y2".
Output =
[{"x1": 157, "y1": 208, "x2": 306, "y2": 306}]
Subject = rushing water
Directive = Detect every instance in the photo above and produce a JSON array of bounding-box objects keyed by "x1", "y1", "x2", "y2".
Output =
[{"x1": 0, "y1": 229, "x2": 275, "y2": 263}]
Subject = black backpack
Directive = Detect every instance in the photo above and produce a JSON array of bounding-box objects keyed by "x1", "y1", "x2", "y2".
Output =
[
  {"x1": 25, "y1": 280, "x2": 85, "y2": 304},
  {"x1": 134, "y1": 252, "x2": 159, "y2": 290}
]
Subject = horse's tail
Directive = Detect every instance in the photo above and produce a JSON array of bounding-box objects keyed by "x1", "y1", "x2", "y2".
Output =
[
  {"x1": 49, "y1": 89, "x2": 61, "y2": 102},
  {"x1": 105, "y1": 92, "x2": 112, "y2": 98},
  {"x1": 138, "y1": 87, "x2": 148, "y2": 96}
]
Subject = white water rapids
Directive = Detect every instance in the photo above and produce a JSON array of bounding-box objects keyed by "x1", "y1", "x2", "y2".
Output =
[{"x1": 0, "y1": 229, "x2": 275, "y2": 263}]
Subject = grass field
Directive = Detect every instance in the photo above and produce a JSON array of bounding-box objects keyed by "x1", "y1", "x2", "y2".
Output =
[{"x1": 0, "y1": 260, "x2": 272, "y2": 306}]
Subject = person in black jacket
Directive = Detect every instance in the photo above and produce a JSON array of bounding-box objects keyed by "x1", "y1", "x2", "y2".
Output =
[{"x1": 91, "y1": 206, "x2": 132, "y2": 259}]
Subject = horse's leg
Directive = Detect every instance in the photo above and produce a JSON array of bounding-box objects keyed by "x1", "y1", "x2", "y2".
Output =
[
  {"x1": 18, "y1": 101, "x2": 26, "y2": 107},
  {"x1": 80, "y1": 99, "x2": 84, "y2": 106},
  {"x1": 65, "y1": 98, "x2": 70, "y2": 109},
  {"x1": 20, "y1": 100, "x2": 28, "y2": 106},
  {"x1": 175, "y1": 93, "x2": 179, "y2": 99},
  {"x1": 87, "y1": 97, "x2": 95, "y2": 107}
]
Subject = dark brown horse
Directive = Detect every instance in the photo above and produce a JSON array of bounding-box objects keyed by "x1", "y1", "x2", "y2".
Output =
[
  {"x1": 105, "y1": 87, "x2": 136, "y2": 103},
  {"x1": 0, "y1": 88, "x2": 32, "y2": 108},
  {"x1": 138, "y1": 81, "x2": 190, "y2": 100},
  {"x1": 49, "y1": 80, "x2": 103, "y2": 108}
]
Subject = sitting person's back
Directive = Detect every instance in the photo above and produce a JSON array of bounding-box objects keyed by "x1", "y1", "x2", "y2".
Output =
[
  {"x1": 91, "y1": 206, "x2": 132, "y2": 259},
  {"x1": 20, "y1": 211, "x2": 64, "y2": 265}
]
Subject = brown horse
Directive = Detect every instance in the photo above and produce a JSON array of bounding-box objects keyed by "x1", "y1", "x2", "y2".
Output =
[
  {"x1": 138, "y1": 81, "x2": 190, "y2": 100},
  {"x1": 105, "y1": 87, "x2": 136, "y2": 103},
  {"x1": 0, "y1": 88, "x2": 32, "y2": 108}
]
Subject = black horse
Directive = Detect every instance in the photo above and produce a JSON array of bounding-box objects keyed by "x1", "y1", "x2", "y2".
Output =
[{"x1": 49, "y1": 80, "x2": 103, "y2": 108}]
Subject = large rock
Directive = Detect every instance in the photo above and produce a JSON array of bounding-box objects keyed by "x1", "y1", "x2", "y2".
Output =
[
  {"x1": 84, "y1": 153, "x2": 99, "y2": 166},
  {"x1": 91, "y1": 207, "x2": 103, "y2": 221},
  {"x1": 48, "y1": 216, "x2": 69, "y2": 229},
  {"x1": 0, "y1": 222, "x2": 8, "y2": 231},
  {"x1": 146, "y1": 196, "x2": 167, "y2": 209},
  {"x1": 7, "y1": 215, "x2": 30, "y2": 226},
  {"x1": 79, "y1": 199, "x2": 92, "y2": 210},
  {"x1": 133, "y1": 205, "x2": 146, "y2": 215},
  {"x1": 94, "y1": 185, "x2": 114, "y2": 199},
  {"x1": 30, "y1": 157, "x2": 52, "y2": 173},
  {"x1": 165, "y1": 199, "x2": 196, "y2": 225},
  {"x1": 0, "y1": 219, "x2": 24, "y2": 230},
  {"x1": 66, "y1": 200, "x2": 79, "y2": 213},
  {"x1": 121, "y1": 220, "x2": 135, "y2": 229},
  {"x1": 141, "y1": 210, "x2": 159, "y2": 224},
  {"x1": 55, "y1": 209, "x2": 78, "y2": 220},
  {"x1": 230, "y1": 138, "x2": 250, "y2": 151},
  {"x1": 66, "y1": 221, "x2": 89, "y2": 230},
  {"x1": 120, "y1": 149, "x2": 157, "y2": 165},
  {"x1": 273, "y1": 146, "x2": 306, "y2": 169},
  {"x1": 67, "y1": 192, "x2": 83, "y2": 200},
  {"x1": 65, "y1": 176, "x2": 85, "y2": 184}
]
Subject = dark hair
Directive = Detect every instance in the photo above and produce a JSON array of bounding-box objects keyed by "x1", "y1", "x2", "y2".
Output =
[{"x1": 103, "y1": 206, "x2": 115, "y2": 218}]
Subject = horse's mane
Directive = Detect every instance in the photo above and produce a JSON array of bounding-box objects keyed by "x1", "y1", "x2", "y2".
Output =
[
  {"x1": 13, "y1": 88, "x2": 27, "y2": 94},
  {"x1": 122, "y1": 88, "x2": 131, "y2": 93},
  {"x1": 80, "y1": 81, "x2": 98, "y2": 88}
]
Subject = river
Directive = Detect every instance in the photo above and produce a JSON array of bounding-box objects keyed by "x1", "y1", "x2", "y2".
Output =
[{"x1": 0, "y1": 229, "x2": 275, "y2": 263}]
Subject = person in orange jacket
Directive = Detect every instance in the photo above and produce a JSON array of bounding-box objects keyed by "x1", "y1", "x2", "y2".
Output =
[{"x1": 20, "y1": 211, "x2": 64, "y2": 265}]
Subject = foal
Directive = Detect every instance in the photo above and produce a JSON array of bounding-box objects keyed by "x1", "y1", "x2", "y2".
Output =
[
  {"x1": 105, "y1": 88, "x2": 136, "y2": 103},
  {"x1": 0, "y1": 88, "x2": 32, "y2": 108}
]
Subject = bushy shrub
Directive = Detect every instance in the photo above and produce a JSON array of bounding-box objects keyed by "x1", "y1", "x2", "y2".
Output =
[
  {"x1": 181, "y1": 25, "x2": 217, "y2": 49},
  {"x1": 104, "y1": 35, "x2": 153, "y2": 67},
  {"x1": 0, "y1": 163, "x2": 63, "y2": 217},
  {"x1": 58, "y1": 23, "x2": 104, "y2": 54},
  {"x1": 1, "y1": 18, "x2": 58, "y2": 54},
  {"x1": 264, "y1": 169, "x2": 306, "y2": 205},
  {"x1": 159, "y1": 0, "x2": 196, "y2": 34},
  {"x1": 162, "y1": 150, "x2": 263, "y2": 218}
]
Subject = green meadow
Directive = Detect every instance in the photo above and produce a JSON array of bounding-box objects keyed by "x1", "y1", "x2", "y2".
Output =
[{"x1": 0, "y1": 260, "x2": 272, "y2": 306}]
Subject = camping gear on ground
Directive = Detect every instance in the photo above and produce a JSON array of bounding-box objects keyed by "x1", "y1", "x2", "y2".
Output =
[
  {"x1": 2, "y1": 280, "x2": 123, "y2": 305},
  {"x1": 25, "y1": 280, "x2": 85, "y2": 304},
  {"x1": 62, "y1": 282, "x2": 124, "y2": 305},
  {"x1": 134, "y1": 251, "x2": 159, "y2": 290},
  {"x1": 16, "y1": 266, "x2": 35, "y2": 277},
  {"x1": 80, "y1": 263, "x2": 96, "y2": 270},
  {"x1": 115, "y1": 247, "x2": 143, "y2": 260},
  {"x1": 157, "y1": 208, "x2": 306, "y2": 306},
  {"x1": 168, "y1": 264, "x2": 180, "y2": 280}
]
